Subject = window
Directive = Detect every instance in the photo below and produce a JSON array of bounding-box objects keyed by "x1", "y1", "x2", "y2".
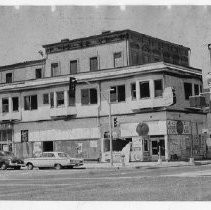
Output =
[
  {"x1": 2, "y1": 98, "x2": 9, "y2": 113},
  {"x1": 81, "y1": 88, "x2": 97, "y2": 105},
  {"x1": 50, "y1": 92, "x2": 54, "y2": 108},
  {"x1": 131, "y1": 83, "x2": 136, "y2": 100},
  {"x1": 6, "y1": 73, "x2": 12, "y2": 83},
  {"x1": 70, "y1": 60, "x2": 78, "y2": 74},
  {"x1": 140, "y1": 81, "x2": 150, "y2": 98},
  {"x1": 51, "y1": 63, "x2": 60, "y2": 77},
  {"x1": 110, "y1": 85, "x2": 126, "y2": 103},
  {"x1": 184, "y1": 82, "x2": 192, "y2": 100},
  {"x1": 90, "y1": 57, "x2": 98, "y2": 71},
  {"x1": 144, "y1": 140, "x2": 149, "y2": 151},
  {"x1": 43, "y1": 141, "x2": 53, "y2": 152},
  {"x1": 12, "y1": 97, "x2": 19, "y2": 112},
  {"x1": 35, "y1": 68, "x2": 42, "y2": 79},
  {"x1": 43, "y1": 94, "x2": 49, "y2": 104},
  {"x1": 0, "y1": 130, "x2": 12, "y2": 142},
  {"x1": 21, "y1": 130, "x2": 28, "y2": 142},
  {"x1": 114, "y1": 52, "x2": 123, "y2": 67},
  {"x1": 154, "y1": 80, "x2": 163, "y2": 97},
  {"x1": 24, "y1": 95, "x2": 37, "y2": 110},
  {"x1": 194, "y1": 84, "x2": 199, "y2": 96},
  {"x1": 56, "y1": 91, "x2": 64, "y2": 106}
]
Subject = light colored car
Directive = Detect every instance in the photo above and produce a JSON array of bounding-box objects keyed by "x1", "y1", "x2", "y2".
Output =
[{"x1": 24, "y1": 152, "x2": 84, "y2": 170}]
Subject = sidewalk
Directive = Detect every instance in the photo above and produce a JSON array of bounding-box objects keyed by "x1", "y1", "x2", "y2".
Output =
[{"x1": 83, "y1": 160, "x2": 211, "y2": 169}]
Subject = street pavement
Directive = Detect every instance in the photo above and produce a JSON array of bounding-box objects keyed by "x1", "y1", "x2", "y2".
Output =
[{"x1": 0, "y1": 161, "x2": 211, "y2": 201}]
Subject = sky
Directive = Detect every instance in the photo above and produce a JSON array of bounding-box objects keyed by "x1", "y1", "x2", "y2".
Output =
[{"x1": 1, "y1": 5, "x2": 211, "y2": 86}]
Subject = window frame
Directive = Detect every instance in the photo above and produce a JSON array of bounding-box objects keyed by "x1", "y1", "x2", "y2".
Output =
[
  {"x1": 110, "y1": 85, "x2": 126, "y2": 103},
  {"x1": 90, "y1": 57, "x2": 98, "y2": 72},
  {"x1": 194, "y1": 84, "x2": 199, "y2": 96},
  {"x1": 56, "y1": 91, "x2": 65, "y2": 107},
  {"x1": 6, "y1": 73, "x2": 13, "y2": 83},
  {"x1": 2, "y1": 98, "x2": 9, "y2": 113},
  {"x1": 154, "y1": 79, "x2": 163, "y2": 98},
  {"x1": 12, "y1": 97, "x2": 19, "y2": 112},
  {"x1": 139, "y1": 81, "x2": 150, "y2": 99},
  {"x1": 35, "y1": 68, "x2": 42, "y2": 79},
  {"x1": 81, "y1": 88, "x2": 98, "y2": 105},
  {"x1": 24, "y1": 95, "x2": 38, "y2": 111},
  {"x1": 51, "y1": 62, "x2": 60, "y2": 77},
  {"x1": 43, "y1": 93, "x2": 49, "y2": 105},
  {"x1": 113, "y1": 52, "x2": 123, "y2": 68},
  {"x1": 131, "y1": 83, "x2": 136, "y2": 100},
  {"x1": 70, "y1": 60, "x2": 78, "y2": 75},
  {"x1": 184, "y1": 82, "x2": 192, "y2": 100}
]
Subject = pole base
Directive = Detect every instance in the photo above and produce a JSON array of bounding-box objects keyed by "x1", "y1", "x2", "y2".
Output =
[
  {"x1": 157, "y1": 158, "x2": 162, "y2": 164},
  {"x1": 189, "y1": 157, "x2": 195, "y2": 165}
]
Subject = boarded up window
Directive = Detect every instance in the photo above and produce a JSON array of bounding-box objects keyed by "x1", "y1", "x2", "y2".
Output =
[
  {"x1": 51, "y1": 63, "x2": 60, "y2": 77},
  {"x1": 90, "y1": 57, "x2": 98, "y2": 71},
  {"x1": 114, "y1": 52, "x2": 123, "y2": 67},
  {"x1": 70, "y1": 60, "x2": 78, "y2": 74}
]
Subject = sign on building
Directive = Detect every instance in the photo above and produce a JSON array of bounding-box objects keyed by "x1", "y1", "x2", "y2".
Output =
[{"x1": 167, "y1": 120, "x2": 191, "y2": 135}]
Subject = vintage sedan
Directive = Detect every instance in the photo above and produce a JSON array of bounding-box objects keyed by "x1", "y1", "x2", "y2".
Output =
[
  {"x1": 0, "y1": 151, "x2": 25, "y2": 170},
  {"x1": 24, "y1": 152, "x2": 84, "y2": 170}
]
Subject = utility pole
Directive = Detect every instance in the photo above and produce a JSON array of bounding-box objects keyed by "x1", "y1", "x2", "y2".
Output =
[{"x1": 108, "y1": 99, "x2": 113, "y2": 166}]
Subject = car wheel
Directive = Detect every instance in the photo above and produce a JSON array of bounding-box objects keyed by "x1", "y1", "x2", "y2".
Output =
[
  {"x1": 55, "y1": 164, "x2": 62, "y2": 170},
  {"x1": 27, "y1": 163, "x2": 34, "y2": 170},
  {"x1": 0, "y1": 163, "x2": 7, "y2": 170}
]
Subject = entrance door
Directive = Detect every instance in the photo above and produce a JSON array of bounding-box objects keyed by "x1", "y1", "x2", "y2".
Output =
[{"x1": 151, "y1": 138, "x2": 165, "y2": 159}]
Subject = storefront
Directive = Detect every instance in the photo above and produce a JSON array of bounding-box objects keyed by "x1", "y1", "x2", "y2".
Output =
[{"x1": 0, "y1": 123, "x2": 13, "y2": 152}]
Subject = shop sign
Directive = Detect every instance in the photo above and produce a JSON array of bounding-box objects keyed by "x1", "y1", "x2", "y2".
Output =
[
  {"x1": 167, "y1": 120, "x2": 191, "y2": 135},
  {"x1": 136, "y1": 123, "x2": 149, "y2": 136},
  {"x1": 132, "y1": 137, "x2": 142, "y2": 148},
  {"x1": 0, "y1": 123, "x2": 12, "y2": 130}
]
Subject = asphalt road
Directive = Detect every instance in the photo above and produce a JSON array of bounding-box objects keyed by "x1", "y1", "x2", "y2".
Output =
[{"x1": 0, "y1": 164, "x2": 211, "y2": 201}]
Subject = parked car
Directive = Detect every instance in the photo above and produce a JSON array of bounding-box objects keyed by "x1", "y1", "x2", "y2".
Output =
[
  {"x1": 0, "y1": 151, "x2": 25, "y2": 170},
  {"x1": 24, "y1": 151, "x2": 84, "y2": 170}
]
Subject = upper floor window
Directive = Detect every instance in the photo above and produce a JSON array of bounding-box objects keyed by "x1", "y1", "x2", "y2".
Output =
[
  {"x1": 12, "y1": 97, "x2": 19, "y2": 112},
  {"x1": 24, "y1": 95, "x2": 37, "y2": 110},
  {"x1": 140, "y1": 81, "x2": 150, "y2": 98},
  {"x1": 70, "y1": 60, "x2": 78, "y2": 74},
  {"x1": 81, "y1": 88, "x2": 97, "y2": 105},
  {"x1": 114, "y1": 52, "x2": 123, "y2": 67},
  {"x1": 194, "y1": 84, "x2": 199, "y2": 96},
  {"x1": 2, "y1": 98, "x2": 9, "y2": 113},
  {"x1": 56, "y1": 91, "x2": 64, "y2": 107},
  {"x1": 43, "y1": 93, "x2": 49, "y2": 104},
  {"x1": 131, "y1": 83, "x2": 136, "y2": 100},
  {"x1": 184, "y1": 82, "x2": 192, "y2": 100},
  {"x1": 90, "y1": 57, "x2": 98, "y2": 71},
  {"x1": 51, "y1": 63, "x2": 60, "y2": 77},
  {"x1": 154, "y1": 79, "x2": 163, "y2": 97},
  {"x1": 35, "y1": 68, "x2": 42, "y2": 79},
  {"x1": 110, "y1": 85, "x2": 125, "y2": 103},
  {"x1": 6, "y1": 73, "x2": 13, "y2": 83}
]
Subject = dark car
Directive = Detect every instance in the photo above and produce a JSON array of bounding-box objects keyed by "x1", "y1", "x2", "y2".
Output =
[{"x1": 0, "y1": 151, "x2": 25, "y2": 170}]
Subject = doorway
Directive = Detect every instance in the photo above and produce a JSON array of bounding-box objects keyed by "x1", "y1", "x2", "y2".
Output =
[{"x1": 151, "y1": 137, "x2": 165, "y2": 158}]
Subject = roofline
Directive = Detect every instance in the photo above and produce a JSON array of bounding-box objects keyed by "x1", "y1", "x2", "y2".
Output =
[
  {"x1": 0, "y1": 59, "x2": 46, "y2": 71},
  {"x1": 42, "y1": 29, "x2": 190, "y2": 50}
]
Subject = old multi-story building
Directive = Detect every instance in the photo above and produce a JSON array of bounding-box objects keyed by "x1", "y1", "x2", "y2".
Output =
[{"x1": 0, "y1": 29, "x2": 207, "y2": 162}]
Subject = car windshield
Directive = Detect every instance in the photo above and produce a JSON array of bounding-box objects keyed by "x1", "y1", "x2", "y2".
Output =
[{"x1": 58, "y1": 152, "x2": 70, "y2": 158}]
